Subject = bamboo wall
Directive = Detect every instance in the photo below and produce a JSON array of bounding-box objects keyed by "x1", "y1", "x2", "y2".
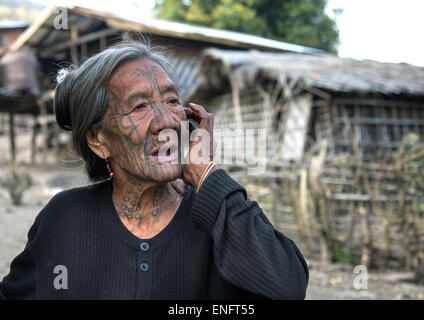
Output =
[{"x1": 203, "y1": 85, "x2": 424, "y2": 279}]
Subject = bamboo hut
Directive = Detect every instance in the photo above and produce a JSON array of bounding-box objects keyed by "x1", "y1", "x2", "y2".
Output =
[
  {"x1": 190, "y1": 48, "x2": 424, "y2": 164},
  {"x1": 189, "y1": 49, "x2": 424, "y2": 270}
]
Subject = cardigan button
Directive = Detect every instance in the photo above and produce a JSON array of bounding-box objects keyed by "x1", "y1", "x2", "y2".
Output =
[
  {"x1": 140, "y1": 242, "x2": 149, "y2": 252},
  {"x1": 140, "y1": 263, "x2": 149, "y2": 272}
]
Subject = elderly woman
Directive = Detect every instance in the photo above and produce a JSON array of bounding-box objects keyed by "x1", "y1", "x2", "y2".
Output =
[{"x1": 0, "y1": 41, "x2": 308, "y2": 300}]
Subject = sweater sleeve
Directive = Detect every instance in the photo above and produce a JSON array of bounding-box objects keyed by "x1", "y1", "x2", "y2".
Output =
[
  {"x1": 0, "y1": 215, "x2": 40, "y2": 300},
  {"x1": 191, "y1": 169, "x2": 309, "y2": 300}
]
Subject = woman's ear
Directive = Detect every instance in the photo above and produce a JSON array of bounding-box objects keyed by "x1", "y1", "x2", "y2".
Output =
[{"x1": 86, "y1": 127, "x2": 110, "y2": 159}]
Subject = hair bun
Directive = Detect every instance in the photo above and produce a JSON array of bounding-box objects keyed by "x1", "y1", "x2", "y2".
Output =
[{"x1": 56, "y1": 68, "x2": 70, "y2": 84}]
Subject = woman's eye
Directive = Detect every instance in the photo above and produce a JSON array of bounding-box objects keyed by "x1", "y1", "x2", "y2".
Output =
[
  {"x1": 135, "y1": 103, "x2": 146, "y2": 110},
  {"x1": 168, "y1": 99, "x2": 180, "y2": 105}
]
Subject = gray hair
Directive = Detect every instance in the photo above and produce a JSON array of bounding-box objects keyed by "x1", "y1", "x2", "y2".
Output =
[{"x1": 54, "y1": 40, "x2": 173, "y2": 181}]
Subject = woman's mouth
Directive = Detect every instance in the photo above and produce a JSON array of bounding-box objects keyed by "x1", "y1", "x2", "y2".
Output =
[{"x1": 149, "y1": 142, "x2": 178, "y2": 163}]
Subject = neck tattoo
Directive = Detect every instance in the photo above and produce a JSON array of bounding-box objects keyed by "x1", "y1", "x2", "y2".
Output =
[{"x1": 116, "y1": 184, "x2": 145, "y2": 221}]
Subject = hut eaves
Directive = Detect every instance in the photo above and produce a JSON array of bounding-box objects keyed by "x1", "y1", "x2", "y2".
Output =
[
  {"x1": 10, "y1": 5, "x2": 324, "y2": 55},
  {"x1": 196, "y1": 49, "x2": 424, "y2": 97}
]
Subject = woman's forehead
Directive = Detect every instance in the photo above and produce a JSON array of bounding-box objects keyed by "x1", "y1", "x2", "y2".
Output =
[{"x1": 108, "y1": 57, "x2": 172, "y2": 93}]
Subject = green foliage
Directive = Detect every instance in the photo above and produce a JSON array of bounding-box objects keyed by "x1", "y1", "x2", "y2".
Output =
[
  {"x1": 331, "y1": 243, "x2": 353, "y2": 264},
  {"x1": 396, "y1": 133, "x2": 424, "y2": 211},
  {"x1": 154, "y1": 0, "x2": 339, "y2": 53},
  {"x1": 392, "y1": 133, "x2": 424, "y2": 279},
  {"x1": 0, "y1": 167, "x2": 33, "y2": 205}
]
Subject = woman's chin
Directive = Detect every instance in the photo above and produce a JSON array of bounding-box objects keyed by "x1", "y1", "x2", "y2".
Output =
[{"x1": 150, "y1": 163, "x2": 183, "y2": 182}]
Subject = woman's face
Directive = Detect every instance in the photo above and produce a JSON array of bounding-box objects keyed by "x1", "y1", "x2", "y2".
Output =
[{"x1": 102, "y1": 57, "x2": 185, "y2": 183}]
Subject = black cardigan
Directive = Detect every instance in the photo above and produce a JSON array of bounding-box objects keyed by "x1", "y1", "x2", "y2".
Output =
[{"x1": 0, "y1": 169, "x2": 309, "y2": 300}]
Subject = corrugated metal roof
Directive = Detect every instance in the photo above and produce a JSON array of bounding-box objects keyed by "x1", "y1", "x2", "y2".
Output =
[{"x1": 10, "y1": 4, "x2": 324, "y2": 55}]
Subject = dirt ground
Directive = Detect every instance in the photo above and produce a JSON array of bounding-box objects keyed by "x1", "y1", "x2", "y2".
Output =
[{"x1": 1, "y1": 130, "x2": 424, "y2": 300}]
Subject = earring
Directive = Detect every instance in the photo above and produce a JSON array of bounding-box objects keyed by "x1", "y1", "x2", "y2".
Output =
[{"x1": 105, "y1": 158, "x2": 114, "y2": 178}]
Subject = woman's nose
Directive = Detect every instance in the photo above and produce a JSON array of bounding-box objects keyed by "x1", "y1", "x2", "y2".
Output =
[{"x1": 149, "y1": 102, "x2": 179, "y2": 134}]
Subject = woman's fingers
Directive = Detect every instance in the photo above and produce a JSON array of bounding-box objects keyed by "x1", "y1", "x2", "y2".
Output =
[
  {"x1": 187, "y1": 103, "x2": 208, "y2": 118},
  {"x1": 170, "y1": 178, "x2": 186, "y2": 194},
  {"x1": 185, "y1": 103, "x2": 214, "y2": 137},
  {"x1": 186, "y1": 103, "x2": 213, "y2": 129},
  {"x1": 183, "y1": 107, "x2": 196, "y2": 117},
  {"x1": 188, "y1": 102, "x2": 204, "y2": 111},
  {"x1": 181, "y1": 103, "x2": 215, "y2": 186},
  {"x1": 183, "y1": 107, "x2": 199, "y2": 122}
]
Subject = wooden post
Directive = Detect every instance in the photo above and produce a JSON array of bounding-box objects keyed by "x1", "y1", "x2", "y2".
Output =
[
  {"x1": 297, "y1": 169, "x2": 312, "y2": 257},
  {"x1": 31, "y1": 115, "x2": 37, "y2": 164},
  {"x1": 229, "y1": 75, "x2": 244, "y2": 166},
  {"x1": 0, "y1": 113, "x2": 5, "y2": 134},
  {"x1": 81, "y1": 42, "x2": 87, "y2": 61},
  {"x1": 9, "y1": 113, "x2": 16, "y2": 162},
  {"x1": 70, "y1": 23, "x2": 79, "y2": 65},
  {"x1": 40, "y1": 104, "x2": 48, "y2": 163},
  {"x1": 359, "y1": 204, "x2": 372, "y2": 268},
  {"x1": 353, "y1": 104, "x2": 363, "y2": 160},
  {"x1": 100, "y1": 36, "x2": 106, "y2": 51}
]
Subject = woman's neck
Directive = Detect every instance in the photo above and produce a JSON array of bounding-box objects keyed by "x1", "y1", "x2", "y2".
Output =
[{"x1": 111, "y1": 175, "x2": 181, "y2": 232}]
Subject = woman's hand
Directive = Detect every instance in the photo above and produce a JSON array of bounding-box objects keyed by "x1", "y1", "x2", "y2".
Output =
[
  {"x1": 182, "y1": 103, "x2": 218, "y2": 188},
  {"x1": 170, "y1": 178, "x2": 187, "y2": 195}
]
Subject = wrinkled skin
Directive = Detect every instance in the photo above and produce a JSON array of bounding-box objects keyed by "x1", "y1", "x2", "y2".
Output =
[{"x1": 86, "y1": 57, "x2": 217, "y2": 238}]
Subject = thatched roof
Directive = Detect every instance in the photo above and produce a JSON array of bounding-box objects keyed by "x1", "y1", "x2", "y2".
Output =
[{"x1": 194, "y1": 49, "x2": 424, "y2": 97}]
